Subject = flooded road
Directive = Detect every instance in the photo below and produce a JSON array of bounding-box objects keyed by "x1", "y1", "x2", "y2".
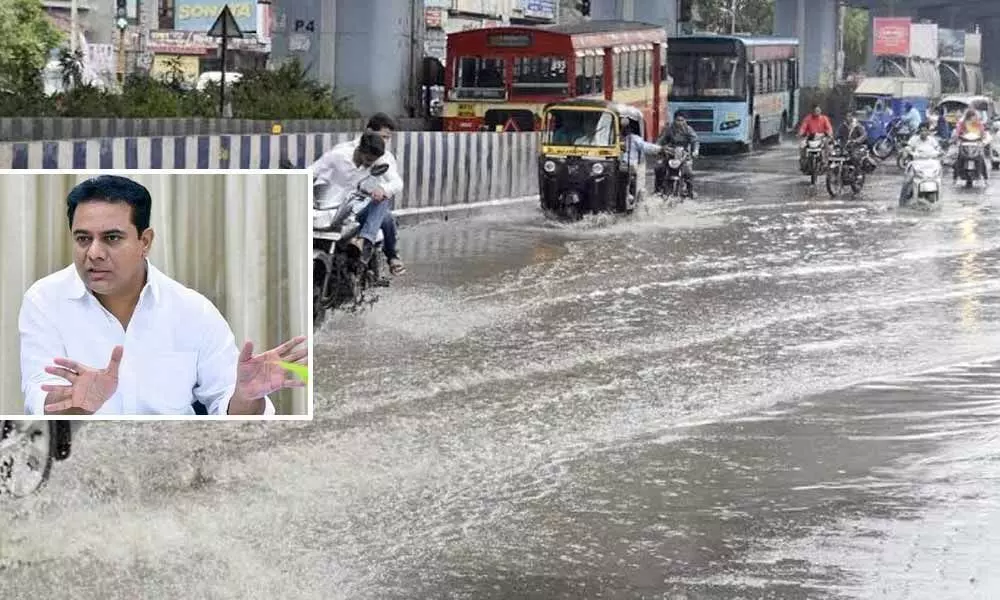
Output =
[{"x1": 4, "y1": 144, "x2": 1000, "y2": 598}]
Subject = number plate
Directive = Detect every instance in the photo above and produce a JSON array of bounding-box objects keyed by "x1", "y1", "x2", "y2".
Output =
[
  {"x1": 968, "y1": 160, "x2": 976, "y2": 169},
  {"x1": 918, "y1": 182, "x2": 937, "y2": 192},
  {"x1": 457, "y1": 103, "x2": 476, "y2": 117}
]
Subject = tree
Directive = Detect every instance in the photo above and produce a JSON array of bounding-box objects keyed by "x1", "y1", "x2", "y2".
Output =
[
  {"x1": 842, "y1": 7, "x2": 869, "y2": 76},
  {"x1": 0, "y1": 0, "x2": 64, "y2": 92},
  {"x1": 694, "y1": 0, "x2": 774, "y2": 35}
]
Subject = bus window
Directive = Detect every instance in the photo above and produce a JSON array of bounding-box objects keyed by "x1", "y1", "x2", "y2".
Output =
[
  {"x1": 453, "y1": 57, "x2": 506, "y2": 99},
  {"x1": 513, "y1": 56, "x2": 569, "y2": 96},
  {"x1": 575, "y1": 57, "x2": 587, "y2": 95},
  {"x1": 593, "y1": 55, "x2": 604, "y2": 93},
  {"x1": 644, "y1": 49, "x2": 652, "y2": 85},
  {"x1": 614, "y1": 52, "x2": 623, "y2": 89},
  {"x1": 668, "y1": 54, "x2": 695, "y2": 96},
  {"x1": 660, "y1": 45, "x2": 668, "y2": 82}
]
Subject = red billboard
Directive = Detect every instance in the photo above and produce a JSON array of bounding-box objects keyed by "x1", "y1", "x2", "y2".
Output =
[{"x1": 873, "y1": 17, "x2": 912, "y2": 56}]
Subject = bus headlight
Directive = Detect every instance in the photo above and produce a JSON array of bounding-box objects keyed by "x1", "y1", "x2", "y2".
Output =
[
  {"x1": 544, "y1": 160, "x2": 556, "y2": 173},
  {"x1": 591, "y1": 162, "x2": 604, "y2": 175},
  {"x1": 719, "y1": 119, "x2": 742, "y2": 130}
]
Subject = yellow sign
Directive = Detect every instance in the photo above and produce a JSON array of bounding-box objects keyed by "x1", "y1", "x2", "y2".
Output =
[
  {"x1": 457, "y1": 103, "x2": 476, "y2": 117},
  {"x1": 541, "y1": 145, "x2": 618, "y2": 158}
]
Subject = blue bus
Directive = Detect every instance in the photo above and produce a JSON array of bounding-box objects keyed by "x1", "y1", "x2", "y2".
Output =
[{"x1": 667, "y1": 34, "x2": 800, "y2": 151}]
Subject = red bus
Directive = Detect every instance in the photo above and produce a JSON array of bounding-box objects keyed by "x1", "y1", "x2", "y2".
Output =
[{"x1": 443, "y1": 21, "x2": 669, "y2": 141}]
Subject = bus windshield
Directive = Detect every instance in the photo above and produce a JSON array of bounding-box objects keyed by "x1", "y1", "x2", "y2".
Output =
[
  {"x1": 452, "y1": 57, "x2": 506, "y2": 100},
  {"x1": 669, "y1": 53, "x2": 747, "y2": 101},
  {"x1": 544, "y1": 109, "x2": 617, "y2": 147}
]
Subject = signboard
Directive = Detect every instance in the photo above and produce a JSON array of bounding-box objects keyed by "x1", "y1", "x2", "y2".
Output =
[
  {"x1": 908, "y1": 23, "x2": 938, "y2": 60},
  {"x1": 148, "y1": 29, "x2": 267, "y2": 54},
  {"x1": 425, "y1": 8, "x2": 444, "y2": 29},
  {"x1": 150, "y1": 55, "x2": 199, "y2": 84},
  {"x1": 174, "y1": 1, "x2": 256, "y2": 33},
  {"x1": 487, "y1": 33, "x2": 532, "y2": 47},
  {"x1": 938, "y1": 28, "x2": 965, "y2": 61},
  {"x1": 521, "y1": 0, "x2": 557, "y2": 20},
  {"x1": 964, "y1": 32, "x2": 982, "y2": 64},
  {"x1": 873, "y1": 17, "x2": 911, "y2": 56},
  {"x1": 424, "y1": 0, "x2": 452, "y2": 7}
]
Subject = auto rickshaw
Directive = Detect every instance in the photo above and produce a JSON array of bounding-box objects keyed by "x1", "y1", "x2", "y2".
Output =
[
  {"x1": 936, "y1": 94, "x2": 994, "y2": 126},
  {"x1": 851, "y1": 77, "x2": 932, "y2": 141},
  {"x1": 538, "y1": 100, "x2": 649, "y2": 220}
]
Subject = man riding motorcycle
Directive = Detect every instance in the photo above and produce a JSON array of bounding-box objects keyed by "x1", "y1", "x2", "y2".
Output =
[
  {"x1": 656, "y1": 113, "x2": 700, "y2": 198},
  {"x1": 902, "y1": 102, "x2": 923, "y2": 135},
  {"x1": 951, "y1": 108, "x2": 990, "y2": 185},
  {"x1": 311, "y1": 132, "x2": 392, "y2": 264},
  {"x1": 899, "y1": 124, "x2": 941, "y2": 205},
  {"x1": 798, "y1": 105, "x2": 834, "y2": 172},
  {"x1": 312, "y1": 113, "x2": 407, "y2": 275}
]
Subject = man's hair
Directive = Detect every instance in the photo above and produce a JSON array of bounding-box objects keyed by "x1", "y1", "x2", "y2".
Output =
[
  {"x1": 357, "y1": 132, "x2": 386, "y2": 158},
  {"x1": 813, "y1": 105, "x2": 822, "y2": 111},
  {"x1": 66, "y1": 175, "x2": 152, "y2": 234},
  {"x1": 366, "y1": 112, "x2": 397, "y2": 132}
]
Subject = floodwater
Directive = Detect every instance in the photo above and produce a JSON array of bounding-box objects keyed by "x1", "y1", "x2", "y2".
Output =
[{"x1": 3, "y1": 144, "x2": 1000, "y2": 599}]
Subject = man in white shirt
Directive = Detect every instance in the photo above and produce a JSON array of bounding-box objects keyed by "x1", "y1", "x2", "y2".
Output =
[
  {"x1": 19, "y1": 175, "x2": 308, "y2": 416},
  {"x1": 312, "y1": 113, "x2": 407, "y2": 275},
  {"x1": 898, "y1": 124, "x2": 941, "y2": 205}
]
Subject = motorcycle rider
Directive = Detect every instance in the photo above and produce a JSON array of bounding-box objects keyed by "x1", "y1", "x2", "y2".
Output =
[
  {"x1": 898, "y1": 123, "x2": 941, "y2": 206},
  {"x1": 951, "y1": 108, "x2": 990, "y2": 185},
  {"x1": 312, "y1": 113, "x2": 407, "y2": 275},
  {"x1": 902, "y1": 102, "x2": 923, "y2": 135},
  {"x1": 312, "y1": 132, "x2": 393, "y2": 263},
  {"x1": 798, "y1": 105, "x2": 834, "y2": 173},
  {"x1": 655, "y1": 113, "x2": 700, "y2": 197}
]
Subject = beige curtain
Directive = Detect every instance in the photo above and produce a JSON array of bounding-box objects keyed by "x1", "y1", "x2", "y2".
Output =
[{"x1": 0, "y1": 172, "x2": 309, "y2": 416}]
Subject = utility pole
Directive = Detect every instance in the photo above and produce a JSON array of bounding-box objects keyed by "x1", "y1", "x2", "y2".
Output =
[
  {"x1": 730, "y1": 0, "x2": 736, "y2": 34},
  {"x1": 70, "y1": 0, "x2": 79, "y2": 53}
]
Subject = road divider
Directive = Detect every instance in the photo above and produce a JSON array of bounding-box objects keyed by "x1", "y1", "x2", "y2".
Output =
[{"x1": 0, "y1": 131, "x2": 541, "y2": 213}]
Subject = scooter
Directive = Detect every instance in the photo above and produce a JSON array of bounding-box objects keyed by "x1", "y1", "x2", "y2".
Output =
[
  {"x1": 312, "y1": 163, "x2": 391, "y2": 329},
  {"x1": 955, "y1": 131, "x2": 989, "y2": 188},
  {"x1": 0, "y1": 420, "x2": 78, "y2": 498},
  {"x1": 902, "y1": 152, "x2": 943, "y2": 207}
]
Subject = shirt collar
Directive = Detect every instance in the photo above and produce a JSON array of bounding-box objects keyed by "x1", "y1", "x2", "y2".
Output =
[{"x1": 65, "y1": 259, "x2": 161, "y2": 304}]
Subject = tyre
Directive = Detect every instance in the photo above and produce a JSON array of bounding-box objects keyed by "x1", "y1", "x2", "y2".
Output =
[
  {"x1": 872, "y1": 137, "x2": 894, "y2": 160},
  {"x1": 0, "y1": 421, "x2": 54, "y2": 498},
  {"x1": 313, "y1": 282, "x2": 326, "y2": 330},
  {"x1": 825, "y1": 167, "x2": 843, "y2": 197}
]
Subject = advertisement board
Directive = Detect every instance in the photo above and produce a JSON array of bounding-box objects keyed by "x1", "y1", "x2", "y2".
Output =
[
  {"x1": 424, "y1": 0, "x2": 453, "y2": 7},
  {"x1": 521, "y1": 0, "x2": 557, "y2": 20},
  {"x1": 425, "y1": 8, "x2": 444, "y2": 28},
  {"x1": 938, "y1": 28, "x2": 965, "y2": 61},
  {"x1": 964, "y1": 32, "x2": 982, "y2": 64},
  {"x1": 873, "y1": 17, "x2": 911, "y2": 56},
  {"x1": 908, "y1": 23, "x2": 938, "y2": 60},
  {"x1": 174, "y1": 0, "x2": 257, "y2": 33}
]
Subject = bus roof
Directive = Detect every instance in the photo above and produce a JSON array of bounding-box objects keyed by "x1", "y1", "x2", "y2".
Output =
[
  {"x1": 669, "y1": 34, "x2": 799, "y2": 46},
  {"x1": 447, "y1": 21, "x2": 667, "y2": 53},
  {"x1": 539, "y1": 20, "x2": 664, "y2": 35}
]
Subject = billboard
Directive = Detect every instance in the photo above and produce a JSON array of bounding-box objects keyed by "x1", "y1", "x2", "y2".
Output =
[
  {"x1": 908, "y1": 23, "x2": 938, "y2": 60},
  {"x1": 873, "y1": 17, "x2": 911, "y2": 56},
  {"x1": 938, "y1": 28, "x2": 965, "y2": 61},
  {"x1": 174, "y1": 0, "x2": 257, "y2": 33},
  {"x1": 964, "y1": 32, "x2": 982, "y2": 64}
]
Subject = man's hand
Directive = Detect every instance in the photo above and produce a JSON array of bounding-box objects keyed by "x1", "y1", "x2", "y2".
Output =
[
  {"x1": 229, "y1": 336, "x2": 308, "y2": 414},
  {"x1": 370, "y1": 186, "x2": 387, "y2": 201},
  {"x1": 41, "y1": 346, "x2": 123, "y2": 415}
]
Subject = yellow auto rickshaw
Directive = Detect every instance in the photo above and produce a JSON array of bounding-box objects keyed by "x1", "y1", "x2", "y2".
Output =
[{"x1": 538, "y1": 100, "x2": 649, "y2": 220}]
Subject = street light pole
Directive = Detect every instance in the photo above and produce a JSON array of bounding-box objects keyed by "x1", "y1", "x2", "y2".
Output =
[
  {"x1": 730, "y1": 0, "x2": 736, "y2": 34},
  {"x1": 70, "y1": 0, "x2": 79, "y2": 53}
]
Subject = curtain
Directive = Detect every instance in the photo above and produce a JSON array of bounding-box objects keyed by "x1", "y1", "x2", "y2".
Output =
[{"x1": 0, "y1": 172, "x2": 309, "y2": 416}]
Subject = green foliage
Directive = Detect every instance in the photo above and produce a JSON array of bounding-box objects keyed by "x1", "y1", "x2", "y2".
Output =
[
  {"x1": 694, "y1": 0, "x2": 774, "y2": 35},
  {"x1": 1, "y1": 55, "x2": 357, "y2": 119},
  {"x1": 0, "y1": 0, "x2": 64, "y2": 93},
  {"x1": 842, "y1": 7, "x2": 869, "y2": 76}
]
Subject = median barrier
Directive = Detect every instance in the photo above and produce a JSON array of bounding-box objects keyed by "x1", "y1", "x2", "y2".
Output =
[{"x1": 0, "y1": 131, "x2": 541, "y2": 214}]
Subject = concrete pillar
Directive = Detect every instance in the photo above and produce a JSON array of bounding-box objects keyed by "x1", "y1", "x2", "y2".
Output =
[
  {"x1": 334, "y1": 0, "x2": 416, "y2": 117},
  {"x1": 980, "y1": 17, "x2": 1000, "y2": 85},
  {"x1": 591, "y1": 0, "x2": 677, "y2": 32},
  {"x1": 269, "y1": 0, "x2": 337, "y2": 88},
  {"x1": 775, "y1": 0, "x2": 836, "y2": 88}
]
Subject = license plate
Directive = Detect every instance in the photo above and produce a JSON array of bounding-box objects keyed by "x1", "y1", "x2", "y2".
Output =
[
  {"x1": 457, "y1": 103, "x2": 475, "y2": 117},
  {"x1": 968, "y1": 160, "x2": 976, "y2": 169},
  {"x1": 918, "y1": 182, "x2": 937, "y2": 192}
]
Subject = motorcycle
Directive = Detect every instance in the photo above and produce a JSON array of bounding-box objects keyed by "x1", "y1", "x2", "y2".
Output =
[
  {"x1": 0, "y1": 420, "x2": 76, "y2": 498},
  {"x1": 802, "y1": 134, "x2": 828, "y2": 185},
  {"x1": 955, "y1": 131, "x2": 989, "y2": 187},
  {"x1": 655, "y1": 145, "x2": 692, "y2": 198},
  {"x1": 312, "y1": 162, "x2": 391, "y2": 328},
  {"x1": 872, "y1": 117, "x2": 910, "y2": 160},
  {"x1": 825, "y1": 141, "x2": 869, "y2": 197}
]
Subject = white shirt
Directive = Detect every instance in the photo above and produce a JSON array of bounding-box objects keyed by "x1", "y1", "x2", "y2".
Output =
[
  {"x1": 310, "y1": 137, "x2": 404, "y2": 206},
  {"x1": 621, "y1": 133, "x2": 662, "y2": 165},
  {"x1": 907, "y1": 134, "x2": 941, "y2": 159},
  {"x1": 19, "y1": 262, "x2": 275, "y2": 416}
]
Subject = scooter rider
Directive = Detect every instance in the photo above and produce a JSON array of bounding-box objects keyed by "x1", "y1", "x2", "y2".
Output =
[
  {"x1": 656, "y1": 113, "x2": 700, "y2": 197},
  {"x1": 312, "y1": 113, "x2": 407, "y2": 275},
  {"x1": 951, "y1": 108, "x2": 990, "y2": 185},
  {"x1": 312, "y1": 132, "x2": 393, "y2": 264},
  {"x1": 899, "y1": 124, "x2": 941, "y2": 205}
]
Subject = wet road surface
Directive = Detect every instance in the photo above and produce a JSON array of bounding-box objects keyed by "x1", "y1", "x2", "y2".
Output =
[{"x1": 4, "y1": 143, "x2": 1000, "y2": 598}]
